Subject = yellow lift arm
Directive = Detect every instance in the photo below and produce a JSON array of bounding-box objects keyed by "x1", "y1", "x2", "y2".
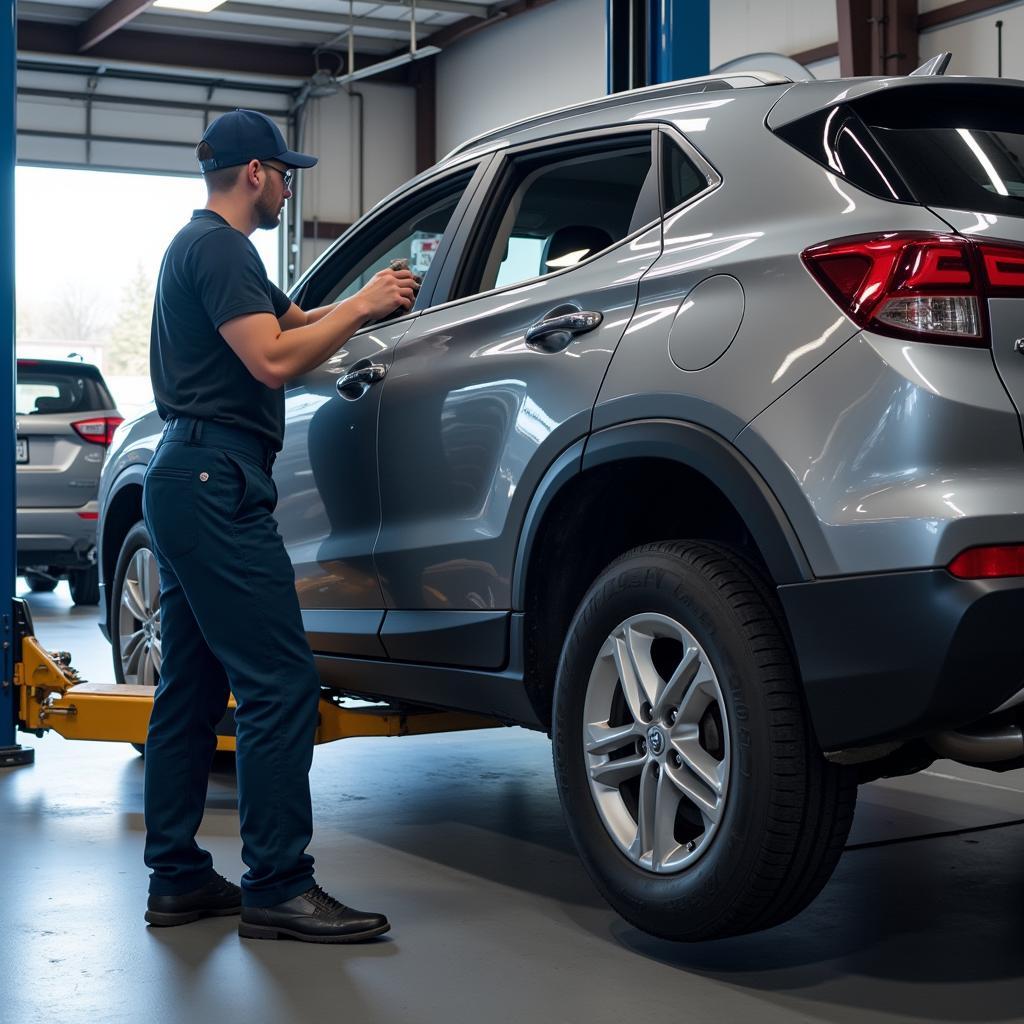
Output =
[{"x1": 13, "y1": 605, "x2": 500, "y2": 752}]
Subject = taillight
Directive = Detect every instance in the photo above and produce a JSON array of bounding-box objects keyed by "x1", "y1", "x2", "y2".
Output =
[
  {"x1": 71, "y1": 416, "x2": 124, "y2": 446},
  {"x1": 948, "y1": 545, "x2": 1024, "y2": 579},
  {"x1": 802, "y1": 232, "x2": 1024, "y2": 346}
]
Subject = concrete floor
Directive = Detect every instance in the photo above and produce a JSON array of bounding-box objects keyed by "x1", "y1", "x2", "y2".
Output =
[{"x1": 4, "y1": 582, "x2": 1024, "y2": 1024}]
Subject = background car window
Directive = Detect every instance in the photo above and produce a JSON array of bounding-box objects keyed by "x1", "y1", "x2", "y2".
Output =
[
  {"x1": 15, "y1": 365, "x2": 113, "y2": 415},
  {"x1": 663, "y1": 137, "x2": 711, "y2": 211},
  {"x1": 315, "y1": 172, "x2": 473, "y2": 310},
  {"x1": 471, "y1": 139, "x2": 653, "y2": 295}
]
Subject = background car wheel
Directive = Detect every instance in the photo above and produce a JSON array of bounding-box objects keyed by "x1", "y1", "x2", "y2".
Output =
[
  {"x1": 552, "y1": 540, "x2": 857, "y2": 942},
  {"x1": 112, "y1": 521, "x2": 161, "y2": 755},
  {"x1": 69, "y1": 565, "x2": 100, "y2": 606},
  {"x1": 25, "y1": 572, "x2": 58, "y2": 593}
]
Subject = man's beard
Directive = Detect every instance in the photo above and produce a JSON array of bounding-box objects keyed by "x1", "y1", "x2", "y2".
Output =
[{"x1": 255, "y1": 184, "x2": 282, "y2": 230}]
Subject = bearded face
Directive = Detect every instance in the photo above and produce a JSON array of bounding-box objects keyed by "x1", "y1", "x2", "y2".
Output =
[{"x1": 254, "y1": 175, "x2": 284, "y2": 230}]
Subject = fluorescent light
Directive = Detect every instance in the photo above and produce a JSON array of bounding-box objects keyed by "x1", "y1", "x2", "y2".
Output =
[
  {"x1": 152, "y1": 0, "x2": 228, "y2": 12},
  {"x1": 334, "y1": 46, "x2": 441, "y2": 86}
]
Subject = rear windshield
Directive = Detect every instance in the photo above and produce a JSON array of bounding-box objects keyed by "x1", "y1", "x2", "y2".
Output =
[
  {"x1": 774, "y1": 86, "x2": 1024, "y2": 218},
  {"x1": 16, "y1": 364, "x2": 114, "y2": 416}
]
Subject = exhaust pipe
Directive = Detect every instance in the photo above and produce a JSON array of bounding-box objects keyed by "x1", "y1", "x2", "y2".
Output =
[{"x1": 929, "y1": 725, "x2": 1024, "y2": 764}]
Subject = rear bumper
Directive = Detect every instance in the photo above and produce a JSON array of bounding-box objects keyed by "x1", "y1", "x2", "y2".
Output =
[
  {"x1": 17, "y1": 504, "x2": 98, "y2": 569},
  {"x1": 780, "y1": 569, "x2": 1024, "y2": 750}
]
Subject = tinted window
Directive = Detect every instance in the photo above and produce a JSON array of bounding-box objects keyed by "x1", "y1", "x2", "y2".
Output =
[
  {"x1": 874, "y1": 126, "x2": 1024, "y2": 216},
  {"x1": 774, "y1": 85, "x2": 1024, "y2": 216},
  {"x1": 773, "y1": 107, "x2": 913, "y2": 203},
  {"x1": 304, "y1": 170, "x2": 474, "y2": 312},
  {"x1": 15, "y1": 364, "x2": 113, "y2": 415},
  {"x1": 464, "y1": 138, "x2": 653, "y2": 296},
  {"x1": 663, "y1": 137, "x2": 709, "y2": 211}
]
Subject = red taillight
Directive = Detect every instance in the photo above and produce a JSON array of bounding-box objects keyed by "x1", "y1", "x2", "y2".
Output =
[
  {"x1": 948, "y1": 545, "x2": 1024, "y2": 579},
  {"x1": 802, "y1": 232, "x2": 1024, "y2": 346},
  {"x1": 71, "y1": 416, "x2": 124, "y2": 446}
]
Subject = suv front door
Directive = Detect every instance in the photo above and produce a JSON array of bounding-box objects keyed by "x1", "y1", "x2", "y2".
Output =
[
  {"x1": 274, "y1": 162, "x2": 485, "y2": 658},
  {"x1": 373, "y1": 129, "x2": 664, "y2": 668}
]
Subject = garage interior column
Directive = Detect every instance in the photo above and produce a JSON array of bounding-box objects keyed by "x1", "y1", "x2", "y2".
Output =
[{"x1": 606, "y1": 0, "x2": 710, "y2": 92}]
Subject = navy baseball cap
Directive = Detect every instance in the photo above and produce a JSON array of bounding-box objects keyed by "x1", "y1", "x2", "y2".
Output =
[{"x1": 198, "y1": 109, "x2": 318, "y2": 172}]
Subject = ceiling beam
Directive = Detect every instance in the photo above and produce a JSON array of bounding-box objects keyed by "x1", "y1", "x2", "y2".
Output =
[
  {"x1": 77, "y1": 0, "x2": 154, "y2": 52},
  {"x1": 214, "y1": 2, "x2": 421, "y2": 35},
  {"x1": 408, "y1": 0, "x2": 555, "y2": 54},
  {"x1": 18, "y1": 19, "x2": 413, "y2": 82}
]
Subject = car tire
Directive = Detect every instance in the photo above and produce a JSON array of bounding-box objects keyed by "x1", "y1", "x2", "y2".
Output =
[
  {"x1": 69, "y1": 565, "x2": 100, "y2": 606},
  {"x1": 111, "y1": 521, "x2": 161, "y2": 756},
  {"x1": 552, "y1": 540, "x2": 857, "y2": 941},
  {"x1": 25, "y1": 572, "x2": 58, "y2": 593}
]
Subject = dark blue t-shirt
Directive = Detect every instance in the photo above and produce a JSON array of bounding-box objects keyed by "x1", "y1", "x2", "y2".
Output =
[{"x1": 150, "y1": 209, "x2": 292, "y2": 451}]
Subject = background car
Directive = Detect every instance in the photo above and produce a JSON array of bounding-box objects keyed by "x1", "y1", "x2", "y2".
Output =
[
  {"x1": 16, "y1": 357, "x2": 122, "y2": 605},
  {"x1": 98, "y1": 66, "x2": 1024, "y2": 940}
]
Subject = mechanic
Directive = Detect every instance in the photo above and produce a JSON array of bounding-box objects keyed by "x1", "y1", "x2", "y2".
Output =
[{"x1": 141, "y1": 109, "x2": 417, "y2": 943}]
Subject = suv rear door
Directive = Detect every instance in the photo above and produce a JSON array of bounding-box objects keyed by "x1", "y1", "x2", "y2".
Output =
[
  {"x1": 15, "y1": 360, "x2": 120, "y2": 508},
  {"x1": 372, "y1": 128, "x2": 664, "y2": 667}
]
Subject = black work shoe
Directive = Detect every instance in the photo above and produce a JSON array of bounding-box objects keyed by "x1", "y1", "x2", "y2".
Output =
[
  {"x1": 238, "y1": 884, "x2": 390, "y2": 944},
  {"x1": 145, "y1": 873, "x2": 242, "y2": 927}
]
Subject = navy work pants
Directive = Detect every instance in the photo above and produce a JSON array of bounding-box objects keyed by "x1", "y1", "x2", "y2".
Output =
[{"x1": 142, "y1": 417, "x2": 321, "y2": 907}]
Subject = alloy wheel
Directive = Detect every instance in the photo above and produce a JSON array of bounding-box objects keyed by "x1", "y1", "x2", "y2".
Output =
[
  {"x1": 582, "y1": 613, "x2": 730, "y2": 873},
  {"x1": 118, "y1": 546, "x2": 161, "y2": 687}
]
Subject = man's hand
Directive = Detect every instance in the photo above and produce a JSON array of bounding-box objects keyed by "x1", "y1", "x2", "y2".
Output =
[{"x1": 356, "y1": 269, "x2": 420, "y2": 322}]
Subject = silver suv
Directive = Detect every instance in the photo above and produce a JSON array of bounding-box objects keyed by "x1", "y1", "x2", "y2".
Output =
[
  {"x1": 17, "y1": 358, "x2": 122, "y2": 605},
  {"x1": 98, "y1": 65, "x2": 1024, "y2": 940}
]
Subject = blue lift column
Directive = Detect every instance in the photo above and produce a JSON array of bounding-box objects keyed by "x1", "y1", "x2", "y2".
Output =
[
  {"x1": 607, "y1": 0, "x2": 709, "y2": 93},
  {"x1": 1, "y1": 0, "x2": 31, "y2": 768}
]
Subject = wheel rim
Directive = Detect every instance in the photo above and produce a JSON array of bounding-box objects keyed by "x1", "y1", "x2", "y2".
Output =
[
  {"x1": 118, "y1": 546, "x2": 161, "y2": 687},
  {"x1": 582, "y1": 613, "x2": 730, "y2": 874}
]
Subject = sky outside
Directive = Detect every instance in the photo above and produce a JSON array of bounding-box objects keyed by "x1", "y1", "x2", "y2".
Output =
[
  {"x1": 17, "y1": 165, "x2": 281, "y2": 324},
  {"x1": 15, "y1": 165, "x2": 281, "y2": 416}
]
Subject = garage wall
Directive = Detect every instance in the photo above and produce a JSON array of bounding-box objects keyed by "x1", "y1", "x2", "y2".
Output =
[
  {"x1": 919, "y1": 1, "x2": 1024, "y2": 78},
  {"x1": 710, "y1": 0, "x2": 837, "y2": 68},
  {"x1": 435, "y1": 0, "x2": 605, "y2": 156},
  {"x1": 299, "y1": 81, "x2": 417, "y2": 268}
]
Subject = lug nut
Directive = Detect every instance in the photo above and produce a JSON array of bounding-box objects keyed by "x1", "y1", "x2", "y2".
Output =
[
  {"x1": 638, "y1": 739, "x2": 647, "y2": 755},
  {"x1": 672, "y1": 752, "x2": 683, "y2": 768},
  {"x1": 667, "y1": 708, "x2": 678, "y2": 725},
  {"x1": 652, "y1": 763, "x2": 660, "y2": 777},
  {"x1": 640, "y1": 701, "x2": 652, "y2": 722}
]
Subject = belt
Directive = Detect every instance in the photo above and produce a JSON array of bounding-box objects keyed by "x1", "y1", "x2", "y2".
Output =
[{"x1": 161, "y1": 416, "x2": 276, "y2": 472}]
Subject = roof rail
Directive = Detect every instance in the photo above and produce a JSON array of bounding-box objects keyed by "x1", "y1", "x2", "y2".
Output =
[{"x1": 443, "y1": 70, "x2": 792, "y2": 161}]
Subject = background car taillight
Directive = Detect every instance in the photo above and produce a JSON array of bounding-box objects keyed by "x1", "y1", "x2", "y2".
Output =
[
  {"x1": 71, "y1": 416, "x2": 124, "y2": 446},
  {"x1": 802, "y1": 232, "x2": 1024, "y2": 347}
]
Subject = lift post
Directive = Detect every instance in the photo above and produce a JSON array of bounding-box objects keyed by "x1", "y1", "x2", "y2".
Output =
[{"x1": 2, "y1": 0, "x2": 33, "y2": 768}]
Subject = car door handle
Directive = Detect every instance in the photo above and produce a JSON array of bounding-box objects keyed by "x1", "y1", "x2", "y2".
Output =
[
  {"x1": 525, "y1": 310, "x2": 603, "y2": 352},
  {"x1": 336, "y1": 363, "x2": 387, "y2": 400}
]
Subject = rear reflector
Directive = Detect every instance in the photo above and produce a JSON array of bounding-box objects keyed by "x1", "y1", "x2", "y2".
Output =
[
  {"x1": 77, "y1": 512, "x2": 99, "y2": 521},
  {"x1": 802, "y1": 232, "x2": 1024, "y2": 346},
  {"x1": 71, "y1": 417, "x2": 124, "y2": 446},
  {"x1": 948, "y1": 545, "x2": 1024, "y2": 579}
]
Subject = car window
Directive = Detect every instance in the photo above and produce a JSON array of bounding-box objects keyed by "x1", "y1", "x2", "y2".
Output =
[
  {"x1": 15, "y1": 364, "x2": 113, "y2": 415},
  {"x1": 306, "y1": 169, "x2": 475, "y2": 313},
  {"x1": 462, "y1": 136, "x2": 654, "y2": 297},
  {"x1": 662, "y1": 136, "x2": 711, "y2": 212}
]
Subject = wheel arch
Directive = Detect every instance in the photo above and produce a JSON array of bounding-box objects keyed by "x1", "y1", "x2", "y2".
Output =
[
  {"x1": 99, "y1": 466, "x2": 145, "y2": 633},
  {"x1": 512, "y1": 419, "x2": 813, "y2": 728}
]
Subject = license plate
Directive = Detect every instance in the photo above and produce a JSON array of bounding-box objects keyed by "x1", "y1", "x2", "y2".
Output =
[{"x1": 16, "y1": 438, "x2": 27, "y2": 464}]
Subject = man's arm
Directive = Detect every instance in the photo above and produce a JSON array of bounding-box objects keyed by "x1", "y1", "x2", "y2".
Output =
[
  {"x1": 221, "y1": 269, "x2": 418, "y2": 388},
  {"x1": 277, "y1": 301, "x2": 337, "y2": 330}
]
